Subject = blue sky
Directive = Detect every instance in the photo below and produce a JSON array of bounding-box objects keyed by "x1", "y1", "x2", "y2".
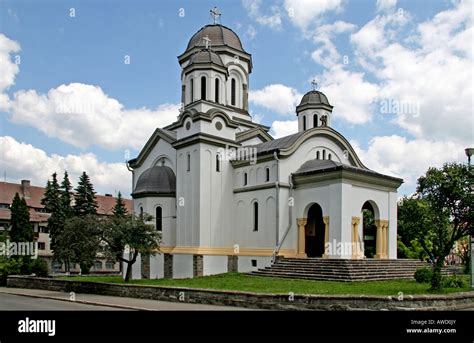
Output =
[{"x1": 0, "y1": 0, "x2": 472, "y2": 197}]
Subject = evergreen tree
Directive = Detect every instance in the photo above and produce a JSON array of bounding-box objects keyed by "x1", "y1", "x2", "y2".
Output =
[
  {"x1": 41, "y1": 173, "x2": 64, "y2": 253},
  {"x1": 73, "y1": 172, "x2": 98, "y2": 216},
  {"x1": 113, "y1": 191, "x2": 128, "y2": 217},
  {"x1": 9, "y1": 193, "x2": 33, "y2": 243},
  {"x1": 60, "y1": 171, "x2": 73, "y2": 219}
]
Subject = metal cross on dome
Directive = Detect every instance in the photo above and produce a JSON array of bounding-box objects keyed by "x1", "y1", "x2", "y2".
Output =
[
  {"x1": 210, "y1": 7, "x2": 221, "y2": 24},
  {"x1": 311, "y1": 79, "x2": 319, "y2": 91}
]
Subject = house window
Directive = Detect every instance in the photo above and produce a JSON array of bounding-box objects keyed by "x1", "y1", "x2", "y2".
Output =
[
  {"x1": 265, "y1": 167, "x2": 270, "y2": 182},
  {"x1": 156, "y1": 206, "x2": 162, "y2": 231},
  {"x1": 323, "y1": 150, "x2": 326, "y2": 160},
  {"x1": 139, "y1": 206, "x2": 144, "y2": 219},
  {"x1": 313, "y1": 114, "x2": 318, "y2": 128},
  {"x1": 94, "y1": 261, "x2": 103, "y2": 270},
  {"x1": 105, "y1": 262, "x2": 115, "y2": 270},
  {"x1": 187, "y1": 154, "x2": 191, "y2": 171},
  {"x1": 215, "y1": 78, "x2": 219, "y2": 103},
  {"x1": 190, "y1": 78, "x2": 194, "y2": 102},
  {"x1": 253, "y1": 202, "x2": 259, "y2": 231},
  {"x1": 38, "y1": 242, "x2": 46, "y2": 250},
  {"x1": 316, "y1": 151, "x2": 320, "y2": 159},
  {"x1": 251, "y1": 259, "x2": 257, "y2": 267},
  {"x1": 243, "y1": 172, "x2": 248, "y2": 186},
  {"x1": 303, "y1": 116, "x2": 306, "y2": 130},
  {"x1": 231, "y1": 78, "x2": 236, "y2": 106},
  {"x1": 328, "y1": 153, "x2": 332, "y2": 160},
  {"x1": 216, "y1": 154, "x2": 221, "y2": 172},
  {"x1": 201, "y1": 76, "x2": 206, "y2": 100}
]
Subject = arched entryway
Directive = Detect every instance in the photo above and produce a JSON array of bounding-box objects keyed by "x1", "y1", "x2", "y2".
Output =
[
  {"x1": 361, "y1": 201, "x2": 378, "y2": 258},
  {"x1": 305, "y1": 203, "x2": 325, "y2": 257}
]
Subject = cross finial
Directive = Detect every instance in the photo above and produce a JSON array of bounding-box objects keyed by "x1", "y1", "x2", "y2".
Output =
[
  {"x1": 311, "y1": 79, "x2": 318, "y2": 91},
  {"x1": 210, "y1": 6, "x2": 221, "y2": 24},
  {"x1": 203, "y1": 35, "x2": 212, "y2": 50}
]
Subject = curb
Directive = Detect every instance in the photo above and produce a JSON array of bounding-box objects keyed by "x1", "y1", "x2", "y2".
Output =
[{"x1": 0, "y1": 289, "x2": 152, "y2": 311}]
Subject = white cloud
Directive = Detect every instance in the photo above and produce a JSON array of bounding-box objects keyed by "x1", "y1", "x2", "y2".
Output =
[
  {"x1": 0, "y1": 136, "x2": 131, "y2": 196},
  {"x1": 352, "y1": 135, "x2": 465, "y2": 195},
  {"x1": 249, "y1": 84, "x2": 302, "y2": 115},
  {"x1": 0, "y1": 34, "x2": 20, "y2": 111},
  {"x1": 242, "y1": 0, "x2": 282, "y2": 30},
  {"x1": 375, "y1": 0, "x2": 397, "y2": 13},
  {"x1": 246, "y1": 25, "x2": 257, "y2": 40},
  {"x1": 7, "y1": 83, "x2": 179, "y2": 150},
  {"x1": 284, "y1": 0, "x2": 343, "y2": 31},
  {"x1": 270, "y1": 120, "x2": 298, "y2": 138}
]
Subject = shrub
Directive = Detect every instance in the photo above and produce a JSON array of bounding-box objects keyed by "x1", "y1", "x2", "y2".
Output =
[
  {"x1": 441, "y1": 275, "x2": 466, "y2": 288},
  {"x1": 30, "y1": 258, "x2": 48, "y2": 277},
  {"x1": 0, "y1": 257, "x2": 22, "y2": 286},
  {"x1": 414, "y1": 267, "x2": 433, "y2": 283}
]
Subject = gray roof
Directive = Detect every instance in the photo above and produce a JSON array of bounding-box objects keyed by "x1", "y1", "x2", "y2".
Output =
[
  {"x1": 189, "y1": 50, "x2": 224, "y2": 67},
  {"x1": 252, "y1": 130, "x2": 306, "y2": 154},
  {"x1": 186, "y1": 24, "x2": 244, "y2": 53},
  {"x1": 298, "y1": 90, "x2": 332, "y2": 107},
  {"x1": 296, "y1": 159, "x2": 345, "y2": 173},
  {"x1": 133, "y1": 166, "x2": 176, "y2": 197}
]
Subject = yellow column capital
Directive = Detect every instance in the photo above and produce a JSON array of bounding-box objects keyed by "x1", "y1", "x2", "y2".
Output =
[{"x1": 297, "y1": 218, "x2": 307, "y2": 226}]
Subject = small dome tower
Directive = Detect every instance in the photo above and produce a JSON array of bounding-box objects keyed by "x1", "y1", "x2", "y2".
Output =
[{"x1": 296, "y1": 81, "x2": 334, "y2": 132}]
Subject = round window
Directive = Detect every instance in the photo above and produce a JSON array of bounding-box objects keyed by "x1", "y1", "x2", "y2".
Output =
[
  {"x1": 185, "y1": 121, "x2": 191, "y2": 130},
  {"x1": 215, "y1": 122, "x2": 223, "y2": 130}
]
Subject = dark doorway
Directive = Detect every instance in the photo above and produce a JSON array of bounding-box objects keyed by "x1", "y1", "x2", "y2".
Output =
[
  {"x1": 305, "y1": 203, "x2": 325, "y2": 257},
  {"x1": 362, "y1": 201, "x2": 377, "y2": 258}
]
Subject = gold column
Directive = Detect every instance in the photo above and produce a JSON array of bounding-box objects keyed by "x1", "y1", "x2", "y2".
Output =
[
  {"x1": 375, "y1": 220, "x2": 389, "y2": 259},
  {"x1": 351, "y1": 217, "x2": 363, "y2": 259},
  {"x1": 383, "y1": 221, "x2": 389, "y2": 259},
  {"x1": 296, "y1": 218, "x2": 307, "y2": 258},
  {"x1": 322, "y1": 216, "x2": 330, "y2": 258}
]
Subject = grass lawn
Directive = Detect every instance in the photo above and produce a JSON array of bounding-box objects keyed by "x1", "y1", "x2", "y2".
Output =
[{"x1": 58, "y1": 273, "x2": 472, "y2": 296}]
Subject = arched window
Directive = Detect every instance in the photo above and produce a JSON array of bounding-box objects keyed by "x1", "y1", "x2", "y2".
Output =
[
  {"x1": 201, "y1": 76, "x2": 206, "y2": 100},
  {"x1": 243, "y1": 172, "x2": 248, "y2": 186},
  {"x1": 316, "y1": 151, "x2": 320, "y2": 159},
  {"x1": 313, "y1": 114, "x2": 318, "y2": 128},
  {"x1": 156, "y1": 206, "x2": 162, "y2": 231},
  {"x1": 265, "y1": 167, "x2": 270, "y2": 182},
  {"x1": 190, "y1": 78, "x2": 194, "y2": 102},
  {"x1": 139, "y1": 206, "x2": 143, "y2": 219},
  {"x1": 216, "y1": 154, "x2": 221, "y2": 172},
  {"x1": 328, "y1": 153, "x2": 332, "y2": 160},
  {"x1": 187, "y1": 154, "x2": 191, "y2": 171},
  {"x1": 303, "y1": 116, "x2": 306, "y2": 131},
  {"x1": 253, "y1": 202, "x2": 259, "y2": 231},
  {"x1": 231, "y1": 78, "x2": 236, "y2": 106},
  {"x1": 215, "y1": 78, "x2": 219, "y2": 103},
  {"x1": 322, "y1": 150, "x2": 326, "y2": 160}
]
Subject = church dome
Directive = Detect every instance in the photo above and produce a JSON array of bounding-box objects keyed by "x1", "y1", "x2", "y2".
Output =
[
  {"x1": 132, "y1": 166, "x2": 176, "y2": 197},
  {"x1": 188, "y1": 49, "x2": 225, "y2": 67},
  {"x1": 186, "y1": 24, "x2": 245, "y2": 53},
  {"x1": 298, "y1": 90, "x2": 331, "y2": 107}
]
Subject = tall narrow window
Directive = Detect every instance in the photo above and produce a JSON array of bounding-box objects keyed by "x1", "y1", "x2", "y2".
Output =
[
  {"x1": 215, "y1": 78, "x2": 219, "y2": 103},
  {"x1": 253, "y1": 202, "x2": 259, "y2": 231},
  {"x1": 243, "y1": 172, "x2": 248, "y2": 186},
  {"x1": 316, "y1": 151, "x2": 320, "y2": 159},
  {"x1": 322, "y1": 150, "x2": 326, "y2": 160},
  {"x1": 231, "y1": 78, "x2": 236, "y2": 106},
  {"x1": 313, "y1": 114, "x2": 318, "y2": 128},
  {"x1": 190, "y1": 78, "x2": 194, "y2": 102},
  {"x1": 201, "y1": 76, "x2": 206, "y2": 100},
  {"x1": 303, "y1": 116, "x2": 306, "y2": 131},
  {"x1": 216, "y1": 154, "x2": 221, "y2": 172},
  {"x1": 156, "y1": 207, "x2": 162, "y2": 231},
  {"x1": 187, "y1": 154, "x2": 191, "y2": 171},
  {"x1": 139, "y1": 206, "x2": 143, "y2": 219},
  {"x1": 265, "y1": 167, "x2": 270, "y2": 182},
  {"x1": 328, "y1": 153, "x2": 332, "y2": 160}
]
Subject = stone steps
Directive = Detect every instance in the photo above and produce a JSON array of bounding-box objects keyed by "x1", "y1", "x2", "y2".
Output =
[{"x1": 249, "y1": 257, "x2": 431, "y2": 282}]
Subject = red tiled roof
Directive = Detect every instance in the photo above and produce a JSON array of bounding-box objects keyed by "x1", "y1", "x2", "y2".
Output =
[{"x1": 0, "y1": 181, "x2": 133, "y2": 222}]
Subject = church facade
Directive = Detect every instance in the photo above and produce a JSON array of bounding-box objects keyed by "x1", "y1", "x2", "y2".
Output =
[{"x1": 127, "y1": 19, "x2": 403, "y2": 279}]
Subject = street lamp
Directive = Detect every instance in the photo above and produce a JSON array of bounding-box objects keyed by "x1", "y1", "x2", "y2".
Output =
[{"x1": 466, "y1": 148, "x2": 474, "y2": 287}]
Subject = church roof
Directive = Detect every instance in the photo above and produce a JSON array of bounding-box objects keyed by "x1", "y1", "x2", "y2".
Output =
[
  {"x1": 298, "y1": 90, "x2": 331, "y2": 107},
  {"x1": 189, "y1": 49, "x2": 225, "y2": 67},
  {"x1": 186, "y1": 24, "x2": 245, "y2": 54},
  {"x1": 252, "y1": 130, "x2": 306, "y2": 154},
  {"x1": 132, "y1": 166, "x2": 176, "y2": 198}
]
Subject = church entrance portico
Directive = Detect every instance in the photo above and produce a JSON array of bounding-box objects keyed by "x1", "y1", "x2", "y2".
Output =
[{"x1": 296, "y1": 203, "x2": 330, "y2": 258}]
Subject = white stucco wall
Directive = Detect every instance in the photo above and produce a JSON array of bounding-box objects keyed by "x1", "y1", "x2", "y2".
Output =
[
  {"x1": 173, "y1": 254, "x2": 193, "y2": 279},
  {"x1": 237, "y1": 256, "x2": 272, "y2": 273},
  {"x1": 203, "y1": 255, "x2": 228, "y2": 275}
]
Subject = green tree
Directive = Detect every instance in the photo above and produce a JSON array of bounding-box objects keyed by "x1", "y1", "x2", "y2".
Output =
[
  {"x1": 73, "y1": 172, "x2": 98, "y2": 216},
  {"x1": 60, "y1": 171, "x2": 73, "y2": 219},
  {"x1": 112, "y1": 191, "x2": 128, "y2": 218},
  {"x1": 100, "y1": 213, "x2": 161, "y2": 282},
  {"x1": 9, "y1": 193, "x2": 33, "y2": 243},
  {"x1": 399, "y1": 163, "x2": 473, "y2": 291},
  {"x1": 58, "y1": 215, "x2": 101, "y2": 274}
]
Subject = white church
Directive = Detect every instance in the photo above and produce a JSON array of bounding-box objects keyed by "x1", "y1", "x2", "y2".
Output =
[{"x1": 127, "y1": 12, "x2": 403, "y2": 279}]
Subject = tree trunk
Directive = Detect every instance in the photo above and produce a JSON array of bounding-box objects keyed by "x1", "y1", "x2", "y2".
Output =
[
  {"x1": 124, "y1": 250, "x2": 139, "y2": 282},
  {"x1": 430, "y1": 257, "x2": 445, "y2": 291}
]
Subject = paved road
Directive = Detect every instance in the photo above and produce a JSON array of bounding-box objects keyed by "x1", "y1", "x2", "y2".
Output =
[{"x1": 0, "y1": 287, "x2": 247, "y2": 310}]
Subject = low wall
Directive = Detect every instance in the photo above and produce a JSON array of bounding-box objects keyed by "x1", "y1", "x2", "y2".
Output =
[{"x1": 7, "y1": 276, "x2": 474, "y2": 311}]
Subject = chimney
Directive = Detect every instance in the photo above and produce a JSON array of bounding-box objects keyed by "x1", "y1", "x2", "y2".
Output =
[
  {"x1": 105, "y1": 193, "x2": 112, "y2": 197},
  {"x1": 21, "y1": 180, "x2": 31, "y2": 198}
]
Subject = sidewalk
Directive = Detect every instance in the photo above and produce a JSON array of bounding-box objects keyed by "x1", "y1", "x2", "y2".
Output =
[{"x1": 0, "y1": 287, "x2": 248, "y2": 311}]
